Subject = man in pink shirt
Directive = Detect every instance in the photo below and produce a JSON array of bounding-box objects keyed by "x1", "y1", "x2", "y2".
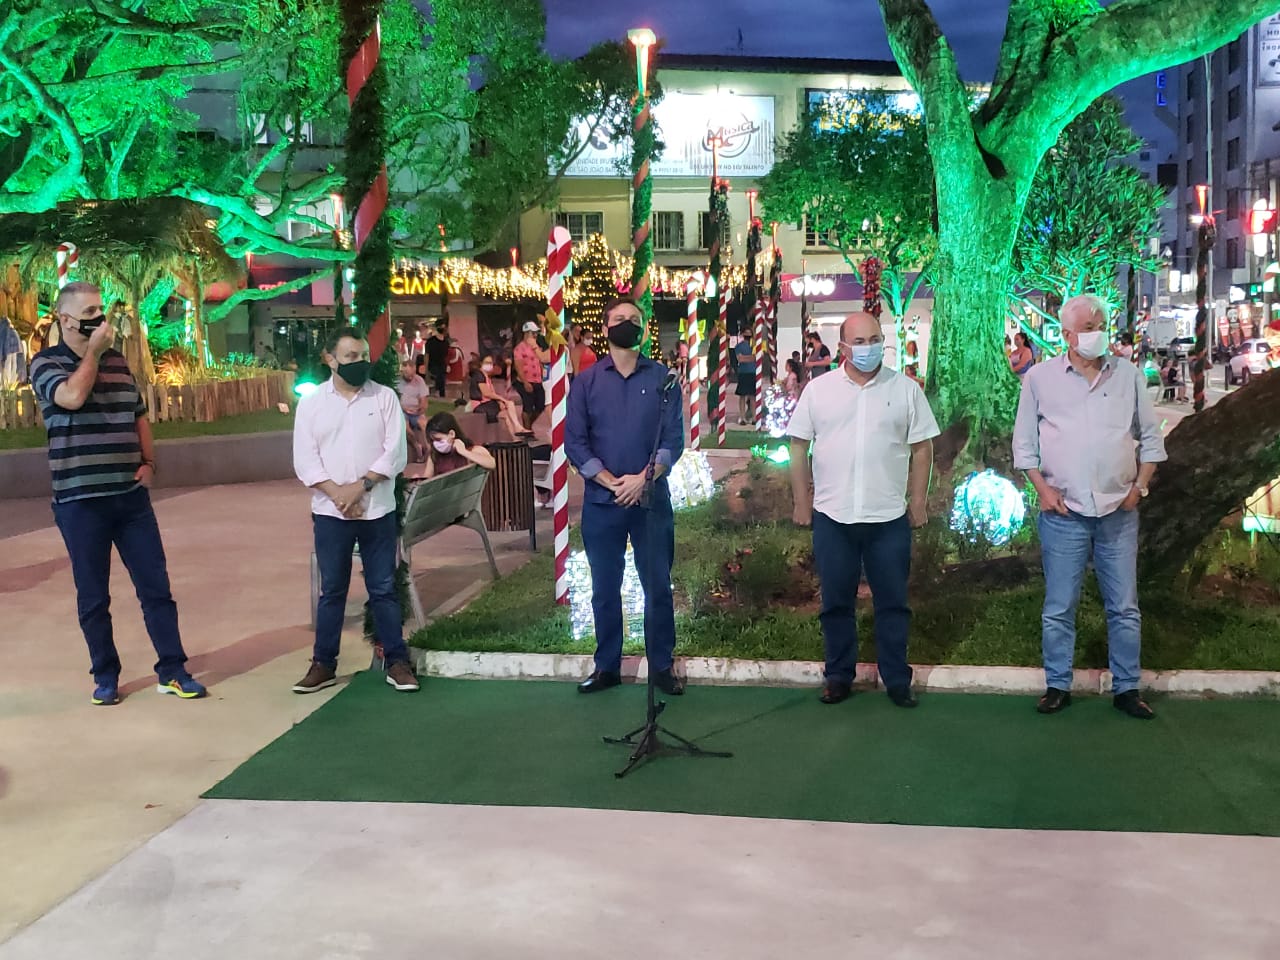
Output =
[
  {"x1": 512, "y1": 320, "x2": 549, "y2": 429},
  {"x1": 291, "y1": 331, "x2": 416, "y2": 695}
]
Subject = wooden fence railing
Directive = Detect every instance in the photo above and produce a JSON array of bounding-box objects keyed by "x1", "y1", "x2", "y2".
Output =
[{"x1": 1, "y1": 371, "x2": 295, "y2": 430}]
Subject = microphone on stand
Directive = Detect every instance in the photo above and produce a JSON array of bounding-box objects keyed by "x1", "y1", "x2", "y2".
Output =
[{"x1": 661, "y1": 368, "x2": 681, "y2": 393}]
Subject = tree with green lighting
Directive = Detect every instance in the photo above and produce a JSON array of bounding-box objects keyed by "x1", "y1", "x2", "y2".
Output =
[
  {"x1": 0, "y1": 0, "x2": 634, "y2": 330},
  {"x1": 875, "y1": 0, "x2": 1277, "y2": 439},
  {"x1": 1012, "y1": 95, "x2": 1167, "y2": 338},
  {"x1": 759, "y1": 89, "x2": 936, "y2": 358}
]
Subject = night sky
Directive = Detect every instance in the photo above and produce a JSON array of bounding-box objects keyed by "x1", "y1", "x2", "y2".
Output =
[
  {"x1": 545, "y1": 0, "x2": 1013, "y2": 82},
  {"x1": 542, "y1": 0, "x2": 1176, "y2": 157}
]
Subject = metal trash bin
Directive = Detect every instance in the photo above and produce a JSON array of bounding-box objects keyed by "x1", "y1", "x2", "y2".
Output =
[{"x1": 481, "y1": 441, "x2": 536, "y2": 550}]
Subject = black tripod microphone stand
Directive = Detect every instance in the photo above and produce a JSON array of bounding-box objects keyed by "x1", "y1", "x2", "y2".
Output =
[{"x1": 603, "y1": 370, "x2": 733, "y2": 778}]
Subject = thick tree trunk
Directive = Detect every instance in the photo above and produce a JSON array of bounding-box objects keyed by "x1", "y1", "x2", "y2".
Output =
[
  {"x1": 1138, "y1": 370, "x2": 1280, "y2": 580},
  {"x1": 926, "y1": 175, "x2": 1025, "y2": 438}
]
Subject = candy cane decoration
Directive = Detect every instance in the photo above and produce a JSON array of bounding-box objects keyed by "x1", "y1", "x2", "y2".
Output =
[
  {"x1": 345, "y1": 17, "x2": 392, "y2": 361},
  {"x1": 55, "y1": 243, "x2": 78, "y2": 289},
  {"x1": 716, "y1": 287, "x2": 728, "y2": 446},
  {"x1": 752, "y1": 301, "x2": 767, "y2": 431},
  {"x1": 547, "y1": 226, "x2": 573, "y2": 606},
  {"x1": 686, "y1": 279, "x2": 701, "y2": 451}
]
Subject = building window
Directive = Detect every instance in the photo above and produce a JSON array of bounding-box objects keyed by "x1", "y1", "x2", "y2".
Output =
[
  {"x1": 1227, "y1": 189, "x2": 1241, "y2": 221},
  {"x1": 802, "y1": 216, "x2": 836, "y2": 249},
  {"x1": 1228, "y1": 38, "x2": 1242, "y2": 73},
  {"x1": 1186, "y1": 68, "x2": 1196, "y2": 100},
  {"x1": 1228, "y1": 86, "x2": 1241, "y2": 121},
  {"x1": 696, "y1": 213, "x2": 731, "y2": 250},
  {"x1": 1226, "y1": 238, "x2": 1241, "y2": 270},
  {"x1": 1185, "y1": 117, "x2": 1193, "y2": 144},
  {"x1": 1227, "y1": 137, "x2": 1241, "y2": 170},
  {"x1": 1186, "y1": 157, "x2": 1194, "y2": 184},
  {"x1": 555, "y1": 211, "x2": 604, "y2": 243},
  {"x1": 653, "y1": 212, "x2": 684, "y2": 251}
]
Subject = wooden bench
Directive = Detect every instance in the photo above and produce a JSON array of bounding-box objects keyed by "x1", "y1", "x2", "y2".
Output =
[{"x1": 308, "y1": 464, "x2": 499, "y2": 630}]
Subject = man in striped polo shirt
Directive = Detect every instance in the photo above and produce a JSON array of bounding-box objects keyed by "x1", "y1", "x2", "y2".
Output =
[{"x1": 30, "y1": 282, "x2": 205, "y2": 706}]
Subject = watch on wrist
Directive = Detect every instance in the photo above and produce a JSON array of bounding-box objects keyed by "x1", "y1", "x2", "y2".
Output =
[
  {"x1": 362, "y1": 477, "x2": 376, "y2": 493},
  {"x1": 1136, "y1": 484, "x2": 1149, "y2": 498}
]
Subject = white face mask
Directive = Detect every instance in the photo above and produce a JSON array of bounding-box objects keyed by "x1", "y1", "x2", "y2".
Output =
[
  {"x1": 432, "y1": 438, "x2": 454, "y2": 454},
  {"x1": 1073, "y1": 330, "x2": 1108, "y2": 360}
]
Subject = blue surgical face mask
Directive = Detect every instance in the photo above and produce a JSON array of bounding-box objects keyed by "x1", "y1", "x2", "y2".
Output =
[{"x1": 843, "y1": 341, "x2": 884, "y2": 373}]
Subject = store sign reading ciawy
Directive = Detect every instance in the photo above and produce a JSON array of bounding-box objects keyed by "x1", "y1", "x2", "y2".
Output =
[{"x1": 390, "y1": 273, "x2": 464, "y2": 297}]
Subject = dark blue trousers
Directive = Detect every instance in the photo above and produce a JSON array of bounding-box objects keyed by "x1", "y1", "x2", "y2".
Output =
[
  {"x1": 812, "y1": 511, "x2": 913, "y2": 693},
  {"x1": 52, "y1": 487, "x2": 188, "y2": 684},
  {"x1": 581, "y1": 498, "x2": 676, "y2": 674},
  {"x1": 313, "y1": 512, "x2": 408, "y2": 668}
]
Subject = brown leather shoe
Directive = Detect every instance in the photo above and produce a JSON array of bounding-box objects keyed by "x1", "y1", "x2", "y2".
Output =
[
  {"x1": 292, "y1": 661, "x2": 337, "y2": 694},
  {"x1": 385, "y1": 661, "x2": 420, "y2": 692}
]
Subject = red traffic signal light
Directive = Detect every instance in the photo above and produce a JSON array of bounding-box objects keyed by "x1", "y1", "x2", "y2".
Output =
[{"x1": 1247, "y1": 207, "x2": 1278, "y2": 236}]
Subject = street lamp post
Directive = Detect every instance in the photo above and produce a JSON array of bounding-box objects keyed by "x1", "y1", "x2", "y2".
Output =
[
  {"x1": 627, "y1": 27, "x2": 657, "y2": 355},
  {"x1": 1191, "y1": 184, "x2": 1215, "y2": 412}
]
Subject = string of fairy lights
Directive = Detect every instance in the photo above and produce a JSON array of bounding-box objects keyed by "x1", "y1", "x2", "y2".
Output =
[{"x1": 392, "y1": 234, "x2": 769, "y2": 309}]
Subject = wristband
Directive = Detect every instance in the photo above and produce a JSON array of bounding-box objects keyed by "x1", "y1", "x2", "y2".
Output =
[{"x1": 141, "y1": 459, "x2": 156, "y2": 474}]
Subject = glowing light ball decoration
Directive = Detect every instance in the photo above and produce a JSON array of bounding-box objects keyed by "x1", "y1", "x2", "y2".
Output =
[
  {"x1": 567, "y1": 546, "x2": 647, "y2": 641},
  {"x1": 763, "y1": 383, "x2": 796, "y2": 439},
  {"x1": 667, "y1": 450, "x2": 716, "y2": 509},
  {"x1": 950, "y1": 470, "x2": 1026, "y2": 546}
]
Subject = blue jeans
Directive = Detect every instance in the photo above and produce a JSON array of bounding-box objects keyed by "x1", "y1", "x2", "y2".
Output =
[
  {"x1": 1038, "y1": 508, "x2": 1142, "y2": 694},
  {"x1": 580, "y1": 498, "x2": 676, "y2": 674},
  {"x1": 313, "y1": 512, "x2": 408, "y2": 668},
  {"x1": 812, "y1": 511, "x2": 913, "y2": 693},
  {"x1": 52, "y1": 487, "x2": 188, "y2": 684}
]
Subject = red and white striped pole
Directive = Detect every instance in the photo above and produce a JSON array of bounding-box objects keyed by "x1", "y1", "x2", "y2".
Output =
[
  {"x1": 752, "y1": 301, "x2": 767, "y2": 431},
  {"x1": 55, "y1": 242, "x2": 78, "y2": 289},
  {"x1": 686, "y1": 278, "x2": 701, "y2": 451},
  {"x1": 716, "y1": 287, "x2": 728, "y2": 446},
  {"x1": 547, "y1": 226, "x2": 573, "y2": 606}
]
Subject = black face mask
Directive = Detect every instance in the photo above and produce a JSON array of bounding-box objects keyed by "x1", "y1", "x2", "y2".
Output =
[
  {"x1": 76, "y1": 314, "x2": 107, "y2": 337},
  {"x1": 607, "y1": 321, "x2": 642, "y2": 350},
  {"x1": 337, "y1": 360, "x2": 372, "y2": 387}
]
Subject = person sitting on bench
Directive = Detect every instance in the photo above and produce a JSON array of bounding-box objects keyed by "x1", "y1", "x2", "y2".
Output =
[
  {"x1": 423, "y1": 412, "x2": 496, "y2": 479},
  {"x1": 466, "y1": 355, "x2": 530, "y2": 438}
]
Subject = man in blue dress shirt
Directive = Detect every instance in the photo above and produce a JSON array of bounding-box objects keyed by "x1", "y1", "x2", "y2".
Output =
[{"x1": 566, "y1": 298, "x2": 686, "y2": 695}]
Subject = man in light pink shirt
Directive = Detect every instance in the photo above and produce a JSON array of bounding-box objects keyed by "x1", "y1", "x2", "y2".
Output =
[{"x1": 291, "y1": 331, "x2": 416, "y2": 694}]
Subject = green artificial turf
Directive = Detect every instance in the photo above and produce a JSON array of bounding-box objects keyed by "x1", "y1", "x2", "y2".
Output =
[{"x1": 205, "y1": 672, "x2": 1280, "y2": 836}]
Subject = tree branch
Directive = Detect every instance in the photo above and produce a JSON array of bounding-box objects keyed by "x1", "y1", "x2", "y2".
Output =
[
  {"x1": 47, "y1": 55, "x2": 244, "y2": 90},
  {"x1": 876, "y1": 0, "x2": 977, "y2": 173},
  {"x1": 0, "y1": 41, "x2": 87, "y2": 213},
  {"x1": 205, "y1": 266, "x2": 335, "y2": 325},
  {"x1": 983, "y1": 0, "x2": 1278, "y2": 166},
  {"x1": 104, "y1": 106, "x2": 146, "y2": 199}
]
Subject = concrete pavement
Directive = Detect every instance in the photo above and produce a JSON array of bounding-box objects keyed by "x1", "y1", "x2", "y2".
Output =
[
  {"x1": 2, "y1": 801, "x2": 1277, "y2": 960},
  {"x1": 0, "y1": 479, "x2": 557, "y2": 942}
]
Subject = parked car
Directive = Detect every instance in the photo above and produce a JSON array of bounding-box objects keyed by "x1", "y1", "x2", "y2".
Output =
[
  {"x1": 1158, "y1": 336, "x2": 1197, "y2": 359},
  {"x1": 1226, "y1": 339, "x2": 1273, "y2": 385}
]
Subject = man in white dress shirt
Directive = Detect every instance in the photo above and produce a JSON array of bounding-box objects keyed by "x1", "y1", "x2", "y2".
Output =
[
  {"x1": 1013, "y1": 295, "x2": 1166, "y2": 719},
  {"x1": 291, "y1": 330, "x2": 416, "y2": 694},
  {"x1": 788, "y1": 312, "x2": 939, "y2": 707}
]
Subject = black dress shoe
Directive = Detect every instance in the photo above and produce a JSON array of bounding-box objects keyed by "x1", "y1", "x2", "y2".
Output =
[
  {"x1": 1113, "y1": 690, "x2": 1156, "y2": 720},
  {"x1": 1037, "y1": 688, "x2": 1072, "y2": 714},
  {"x1": 819, "y1": 681, "x2": 852, "y2": 704},
  {"x1": 887, "y1": 688, "x2": 919, "y2": 708},
  {"x1": 578, "y1": 670, "x2": 622, "y2": 694},
  {"x1": 653, "y1": 669, "x2": 685, "y2": 696}
]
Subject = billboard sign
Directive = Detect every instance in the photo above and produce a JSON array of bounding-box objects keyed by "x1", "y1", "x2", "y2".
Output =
[
  {"x1": 563, "y1": 92, "x2": 775, "y2": 178},
  {"x1": 1259, "y1": 14, "x2": 1280, "y2": 87}
]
